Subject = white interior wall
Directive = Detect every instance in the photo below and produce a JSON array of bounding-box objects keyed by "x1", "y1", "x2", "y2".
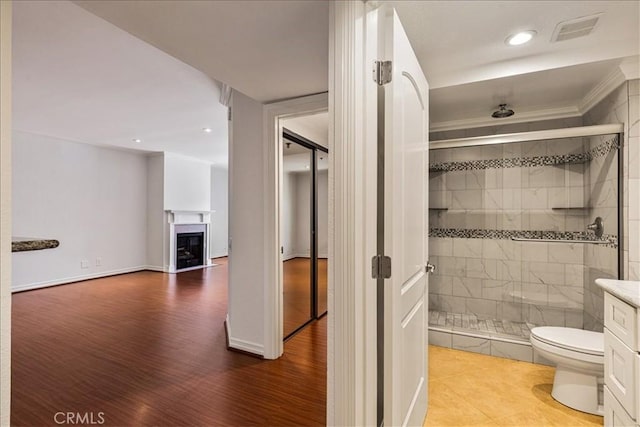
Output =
[
  {"x1": 12, "y1": 145, "x2": 213, "y2": 285},
  {"x1": 227, "y1": 89, "x2": 265, "y2": 354},
  {"x1": 146, "y1": 154, "x2": 165, "y2": 270},
  {"x1": 163, "y1": 153, "x2": 211, "y2": 212},
  {"x1": 12, "y1": 131, "x2": 148, "y2": 291},
  {"x1": 209, "y1": 166, "x2": 228, "y2": 258}
]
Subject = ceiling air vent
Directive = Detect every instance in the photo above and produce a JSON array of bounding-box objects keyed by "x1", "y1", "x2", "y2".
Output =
[{"x1": 551, "y1": 13, "x2": 602, "y2": 42}]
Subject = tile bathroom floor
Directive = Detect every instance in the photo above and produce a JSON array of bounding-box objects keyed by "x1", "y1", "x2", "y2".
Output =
[{"x1": 424, "y1": 346, "x2": 603, "y2": 427}]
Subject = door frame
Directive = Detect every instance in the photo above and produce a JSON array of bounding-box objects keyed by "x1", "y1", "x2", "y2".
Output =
[
  {"x1": 0, "y1": 1, "x2": 11, "y2": 423},
  {"x1": 263, "y1": 93, "x2": 328, "y2": 360},
  {"x1": 262, "y1": 1, "x2": 379, "y2": 424},
  {"x1": 327, "y1": 1, "x2": 378, "y2": 425}
]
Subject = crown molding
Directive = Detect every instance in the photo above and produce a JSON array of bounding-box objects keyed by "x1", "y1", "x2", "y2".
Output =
[
  {"x1": 429, "y1": 105, "x2": 580, "y2": 133},
  {"x1": 219, "y1": 83, "x2": 232, "y2": 107},
  {"x1": 619, "y1": 55, "x2": 640, "y2": 80},
  {"x1": 430, "y1": 61, "x2": 633, "y2": 133},
  {"x1": 578, "y1": 67, "x2": 626, "y2": 114}
]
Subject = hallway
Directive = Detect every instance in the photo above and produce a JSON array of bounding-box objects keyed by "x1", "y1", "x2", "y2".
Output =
[{"x1": 11, "y1": 259, "x2": 326, "y2": 426}]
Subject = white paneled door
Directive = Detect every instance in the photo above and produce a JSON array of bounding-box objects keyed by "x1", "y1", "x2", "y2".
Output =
[{"x1": 372, "y1": 6, "x2": 430, "y2": 427}]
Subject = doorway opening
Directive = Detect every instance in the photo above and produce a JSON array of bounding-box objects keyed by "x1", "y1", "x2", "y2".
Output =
[{"x1": 280, "y1": 123, "x2": 329, "y2": 341}]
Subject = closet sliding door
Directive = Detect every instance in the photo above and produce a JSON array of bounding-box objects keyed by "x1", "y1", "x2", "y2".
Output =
[
  {"x1": 282, "y1": 129, "x2": 329, "y2": 340},
  {"x1": 316, "y1": 152, "x2": 328, "y2": 316},
  {"x1": 282, "y1": 142, "x2": 314, "y2": 338}
]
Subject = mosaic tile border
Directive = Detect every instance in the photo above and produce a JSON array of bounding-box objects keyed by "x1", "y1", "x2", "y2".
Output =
[
  {"x1": 429, "y1": 135, "x2": 619, "y2": 172},
  {"x1": 429, "y1": 227, "x2": 618, "y2": 248}
]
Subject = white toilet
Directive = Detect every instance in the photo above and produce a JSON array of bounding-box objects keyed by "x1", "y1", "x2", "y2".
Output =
[{"x1": 530, "y1": 326, "x2": 604, "y2": 416}]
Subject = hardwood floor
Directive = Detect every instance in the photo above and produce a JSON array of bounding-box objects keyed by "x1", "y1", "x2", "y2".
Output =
[
  {"x1": 283, "y1": 258, "x2": 327, "y2": 337},
  {"x1": 11, "y1": 258, "x2": 326, "y2": 426}
]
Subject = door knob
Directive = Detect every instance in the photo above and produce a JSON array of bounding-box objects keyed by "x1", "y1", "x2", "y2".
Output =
[{"x1": 426, "y1": 262, "x2": 436, "y2": 274}]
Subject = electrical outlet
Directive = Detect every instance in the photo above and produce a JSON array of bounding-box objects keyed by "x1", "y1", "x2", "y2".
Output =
[
  {"x1": 96, "y1": 257, "x2": 102, "y2": 267},
  {"x1": 81, "y1": 260, "x2": 89, "y2": 269}
]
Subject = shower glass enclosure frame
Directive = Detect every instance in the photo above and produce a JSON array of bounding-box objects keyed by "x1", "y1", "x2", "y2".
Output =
[{"x1": 428, "y1": 124, "x2": 624, "y2": 344}]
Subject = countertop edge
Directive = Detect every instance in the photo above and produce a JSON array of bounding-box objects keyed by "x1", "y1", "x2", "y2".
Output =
[{"x1": 595, "y1": 278, "x2": 640, "y2": 309}]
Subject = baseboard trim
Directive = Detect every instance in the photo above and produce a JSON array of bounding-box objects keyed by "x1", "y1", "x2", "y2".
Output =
[
  {"x1": 210, "y1": 252, "x2": 228, "y2": 259},
  {"x1": 283, "y1": 253, "x2": 307, "y2": 261},
  {"x1": 224, "y1": 315, "x2": 264, "y2": 359},
  {"x1": 11, "y1": 266, "x2": 162, "y2": 293}
]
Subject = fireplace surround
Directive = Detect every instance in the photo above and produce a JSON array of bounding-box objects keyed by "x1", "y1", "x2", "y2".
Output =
[{"x1": 166, "y1": 210, "x2": 211, "y2": 273}]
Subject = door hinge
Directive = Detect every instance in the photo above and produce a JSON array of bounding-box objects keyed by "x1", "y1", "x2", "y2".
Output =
[
  {"x1": 228, "y1": 107, "x2": 232, "y2": 121},
  {"x1": 373, "y1": 60, "x2": 392, "y2": 86},
  {"x1": 372, "y1": 255, "x2": 392, "y2": 279}
]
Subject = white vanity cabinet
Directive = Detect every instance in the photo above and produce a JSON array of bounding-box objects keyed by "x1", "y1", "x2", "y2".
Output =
[{"x1": 597, "y1": 279, "x2": 640, "y2": 427}]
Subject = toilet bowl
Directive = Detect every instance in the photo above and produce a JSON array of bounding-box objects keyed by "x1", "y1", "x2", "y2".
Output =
[{"x1": 530, "y1": 326, "x2": 604, "y2": 416}]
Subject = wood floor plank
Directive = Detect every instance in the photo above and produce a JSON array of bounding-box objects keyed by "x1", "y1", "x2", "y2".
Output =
[{"x1": 11, "y1": 258, "x2": 326, "y2": 426}]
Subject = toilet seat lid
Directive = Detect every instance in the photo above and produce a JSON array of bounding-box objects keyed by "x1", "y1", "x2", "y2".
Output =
[{"x1": 531, "y1": 327, "x2": 604, "y2": 356}]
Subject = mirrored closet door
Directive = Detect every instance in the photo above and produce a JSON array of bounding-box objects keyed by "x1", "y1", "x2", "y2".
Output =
[{"x1": 281, "y1": 128, "x2": 328, "y2": 340}]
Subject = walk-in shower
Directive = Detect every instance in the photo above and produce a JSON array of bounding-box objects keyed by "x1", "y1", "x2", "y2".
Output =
[{"x1": 427, "y1": 124, "x2": 623, "y2": 360}]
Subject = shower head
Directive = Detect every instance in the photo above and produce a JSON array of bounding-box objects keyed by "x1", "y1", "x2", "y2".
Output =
[{"x1": 491, "y1": 104, "x2": 515, "y2": 119}]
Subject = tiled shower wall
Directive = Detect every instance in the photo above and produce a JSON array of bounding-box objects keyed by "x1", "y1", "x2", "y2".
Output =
[
  {"x1": 429, "y1": 136, "x2": 619, "y2": 329},
  {"x1": 629, "y1": 80, "x2": 640, "y2": 280},
  {"x1": 582, "y1": 133, "x2": 619, "y2": 331},
  {"x1": 580, "y1": 79, "x2": 640, "y2": 330},
  {"x1": 429, "y1": 79, "x2": 639, "y2": 332},
  {"x1": 584, "y1": 80, "x2": 640, "y2": 281}
]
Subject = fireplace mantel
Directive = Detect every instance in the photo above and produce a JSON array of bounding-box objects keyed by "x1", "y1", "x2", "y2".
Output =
[{"x1": 166, "y1": 210, "x2": 212, "y2": 225}]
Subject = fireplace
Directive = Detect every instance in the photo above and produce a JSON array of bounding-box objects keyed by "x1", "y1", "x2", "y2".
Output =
[
  {"x1": 176, "y1": 232, "x2": 204, "y2": 270},
  {"x1": 167, "y1": 213, "x2": 210, "y2": 273}
]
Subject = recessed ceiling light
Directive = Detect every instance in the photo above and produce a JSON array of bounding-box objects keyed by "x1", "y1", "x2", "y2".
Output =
[
  {"x1": 505, "y1": 30, "x2": 537, "y2": 46},
  {"x1": 133, "y1": 138, "x2": 142, "y2": 143},
  {"x1": 202, "y1": 127, "x2": 212, "y2": 133},
  {"x1": 305, "y1": 165, "x2": 310, "y2": 169}
]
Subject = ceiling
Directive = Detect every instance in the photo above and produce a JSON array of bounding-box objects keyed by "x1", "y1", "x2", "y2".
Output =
[
  {"x1": 429, "y1": 58, "x2": 628, "y2": 130},
  {"x1": 283, "y1": 112, "x2": 329, "y2": 172},
  {"x1": 283, "y1": 112, "x2": 329, "y2": 149},
  {"x1": 74, "y1": 0, "x2": 330, "y2": 103},
  {"x1": 13, "y1": 0, "x2": 229, "y2": 164},
  {"x1": 391, "y1": 0, "x2": 639, "y2": 130},
  {"x1": 74, "y1": 0, "x2": 639, "y2": 131},
  {"x1": 391, "y1": 1, "x2": 639, "y2": 89},
  {"x1": 13, "y1": 1, "x2": 640, "y2": 165}
]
